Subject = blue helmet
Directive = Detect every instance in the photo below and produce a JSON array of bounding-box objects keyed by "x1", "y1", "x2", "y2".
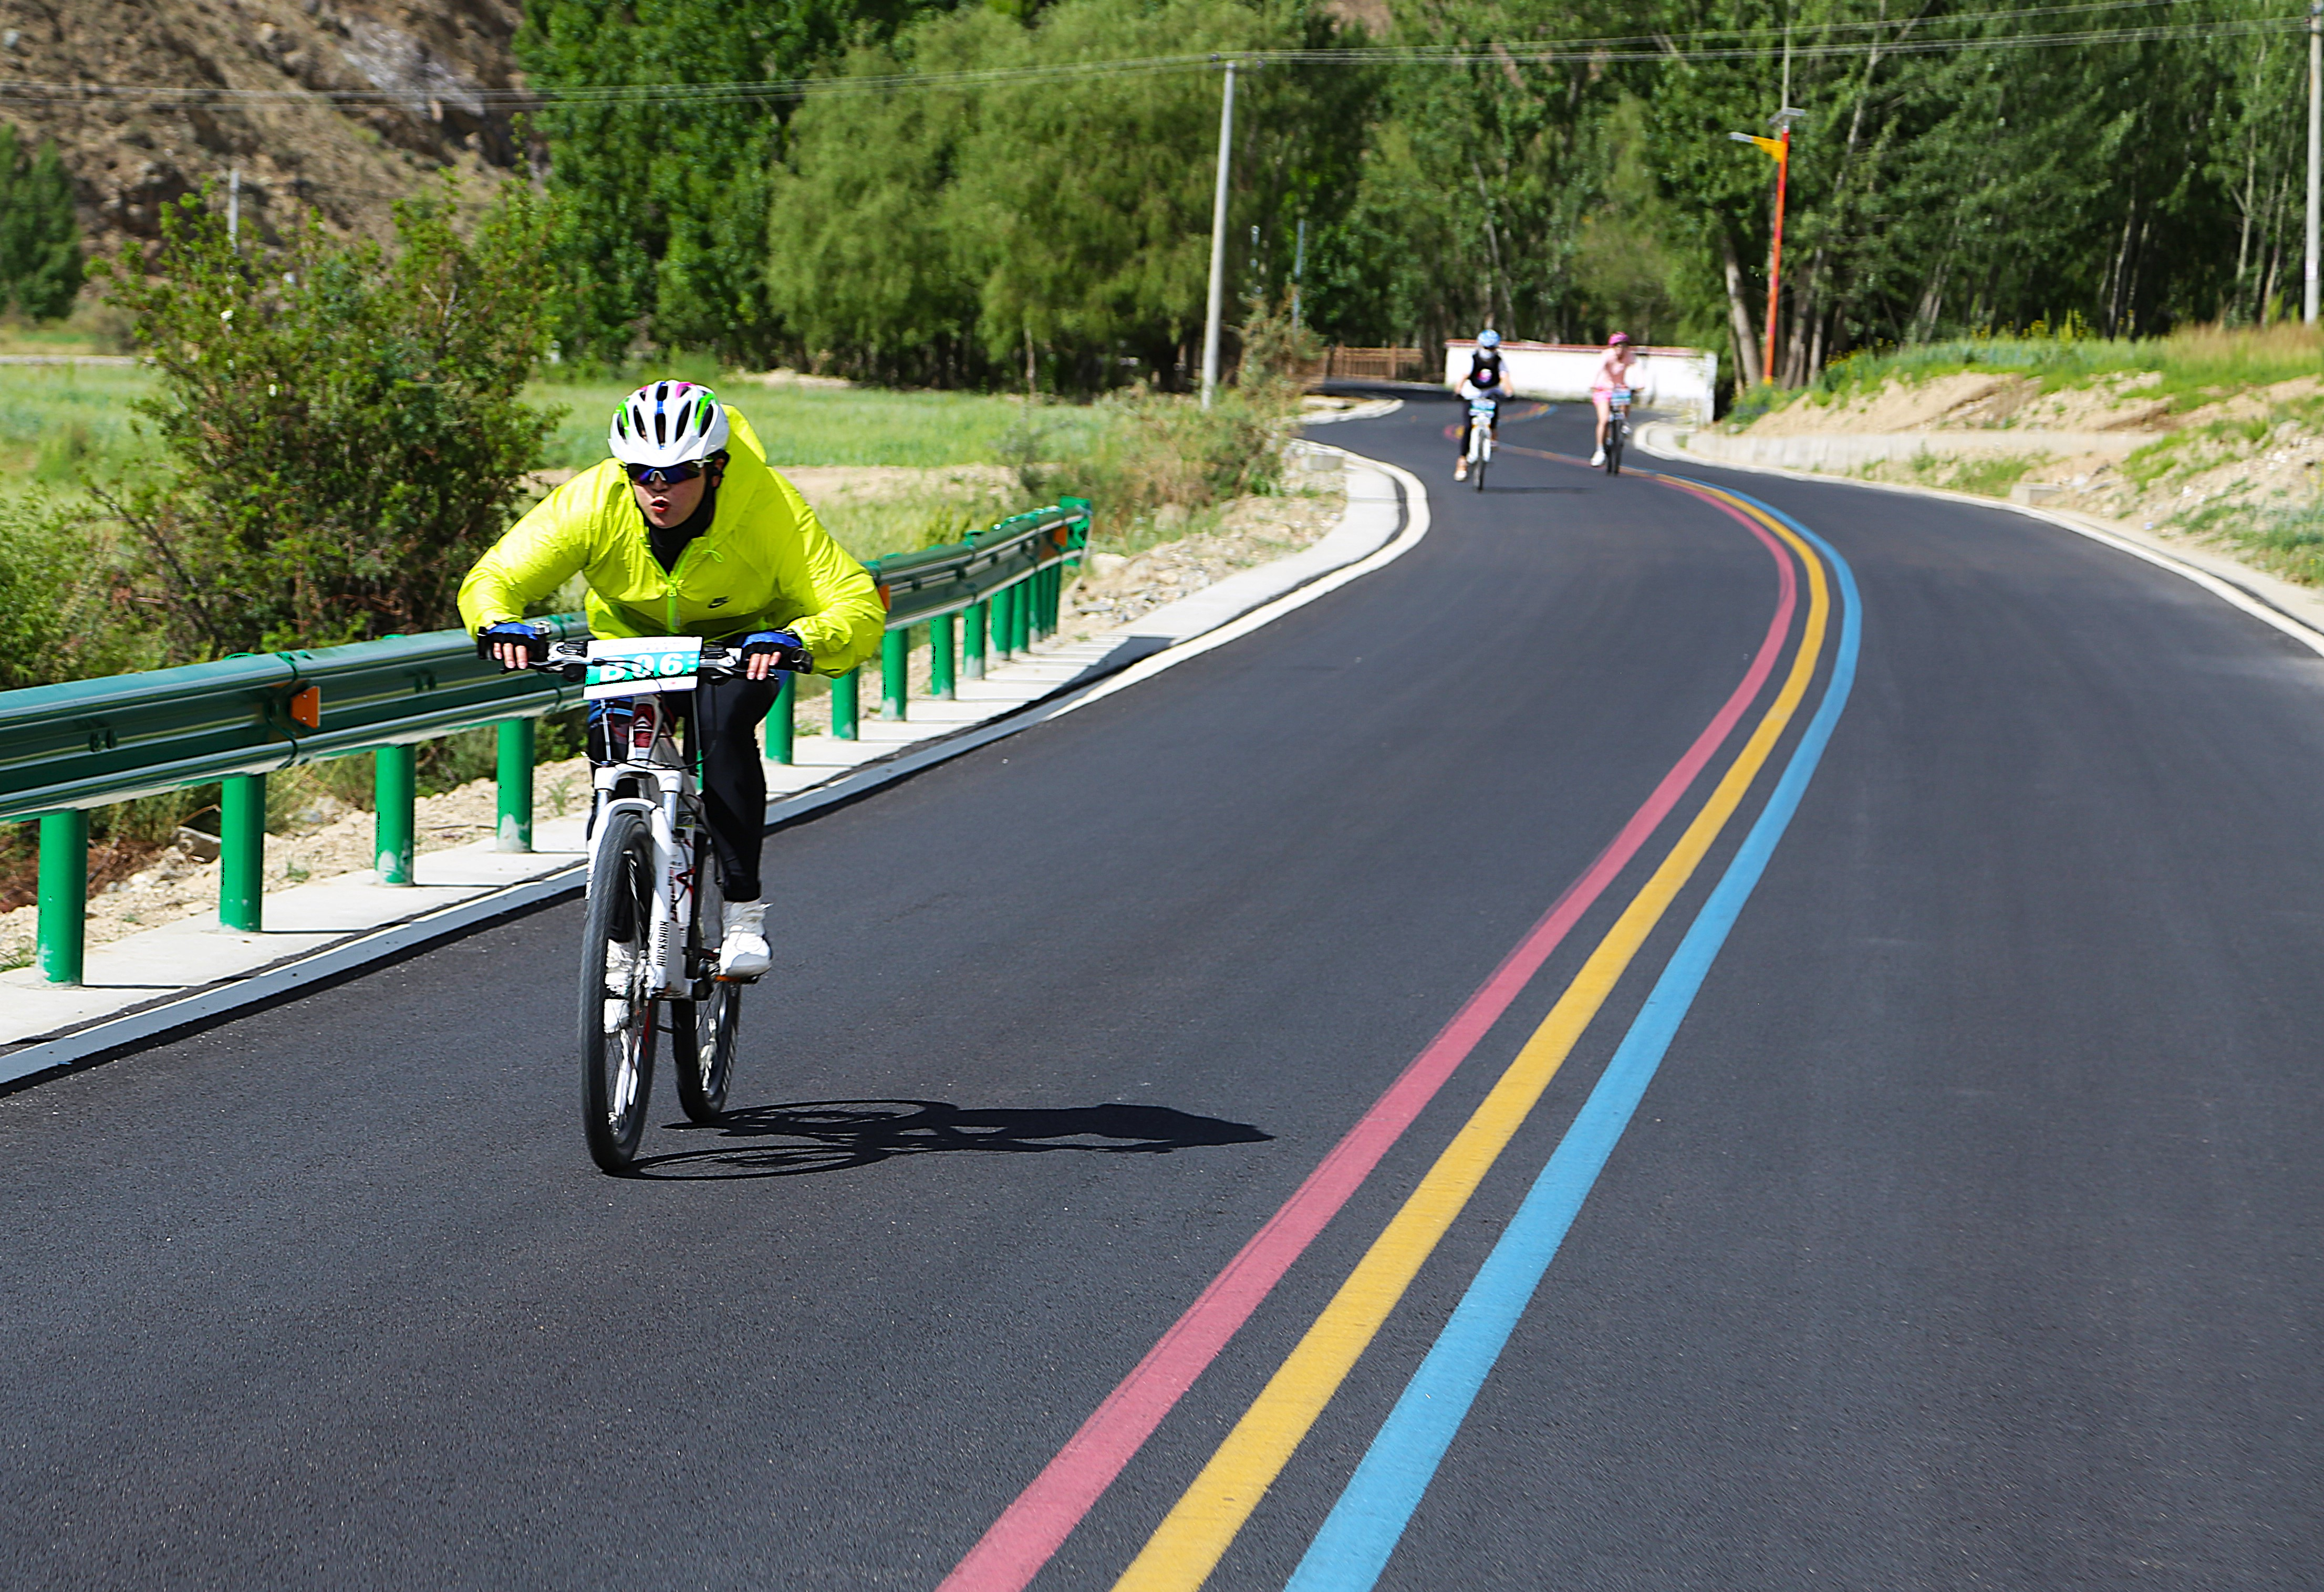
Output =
[{"x1": 1477, "y1": 329, "x2": 1502, "y2": 349}]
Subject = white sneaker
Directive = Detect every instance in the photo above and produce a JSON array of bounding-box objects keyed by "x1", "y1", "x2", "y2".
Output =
[
  {"x1": 719, "y1": 900, "x2": 772, "y2": 980},
  {"x1": 1590, "y1": 448, "x2": 1606, "y2": 466},
  {"x1": 1454, "y1": 459, "x2": 1468, "y2": 481}
]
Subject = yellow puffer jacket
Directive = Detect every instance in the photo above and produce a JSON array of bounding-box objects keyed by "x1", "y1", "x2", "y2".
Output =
[{"x1": 457, "y1": 408, "x2": 885, "y2": 677}]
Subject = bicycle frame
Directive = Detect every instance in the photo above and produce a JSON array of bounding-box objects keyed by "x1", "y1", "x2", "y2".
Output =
[
  {"x1": 1467, "y1": 398, "x2": 1497, "y2": 461},
  {"x1": 528, "y1": 635, "x2": 739, "y2": 1002},
  {"x1": 586, "y1": 701, "x2": 703, "y2": 1000}
]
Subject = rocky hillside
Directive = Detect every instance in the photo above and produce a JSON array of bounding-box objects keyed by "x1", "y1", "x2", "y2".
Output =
[{"x1": 0, "y1": 0, "x2": 524, "y2": 264}]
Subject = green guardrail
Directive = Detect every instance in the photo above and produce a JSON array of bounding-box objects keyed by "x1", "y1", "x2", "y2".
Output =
[{"x1": 6, "y1": 497, "x2": 1090, "y2": 985}]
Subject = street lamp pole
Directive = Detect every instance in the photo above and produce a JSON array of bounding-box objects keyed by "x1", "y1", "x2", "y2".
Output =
[
  {"x1": 1730, "y1": 107, "x2": 1804, "y2": 385},
  {"x1": 1200, "y1": 58, "x2": 1239, "y2": 409},
  {"x1": 1763, "y1": 124, "x2": 1789, "y2": 381}
]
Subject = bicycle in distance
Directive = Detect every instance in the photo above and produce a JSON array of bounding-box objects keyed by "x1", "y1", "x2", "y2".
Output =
[
  {"x1": 1602, "y1": 387, "x2": 1632, "y2": 476},
  {"x1": 521, "y1": 636, "x2": 754, "y2": 1173},
  {"x1": 1466, "y1": 394, "x2": 1497, "y2": 489}
]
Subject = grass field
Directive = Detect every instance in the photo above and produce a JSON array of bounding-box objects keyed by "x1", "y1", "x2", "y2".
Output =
[
  {"x1": 0, "y1": 364, "x2": 160, "y2": 483},
  {"x1": 0, "y1": 363, "x2": 1067, "y2": 480}
]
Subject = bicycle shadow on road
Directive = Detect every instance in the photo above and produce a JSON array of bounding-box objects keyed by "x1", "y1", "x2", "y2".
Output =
[{"x1": 629, "y1": 1098, "x2": 1272, "y2": 1180}]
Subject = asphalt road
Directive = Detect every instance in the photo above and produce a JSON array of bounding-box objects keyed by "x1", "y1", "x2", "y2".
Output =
[{"x1": 5, "y1": 398, "x2": 2322, "y2": 1589}]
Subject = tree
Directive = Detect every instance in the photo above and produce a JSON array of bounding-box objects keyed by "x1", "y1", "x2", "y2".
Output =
[
  {"x1": 765, "y1": 0, "x2": 1377, "y2": 389},
  {"x1": 520, "y1": 0, "x2": 971, "y2": 365},
  {"x1": 0, "y1": 123, "x2": 84, "y2": 320},
  {"x1": 96, "y1": 186, "x2": 561, "y2": 658}
]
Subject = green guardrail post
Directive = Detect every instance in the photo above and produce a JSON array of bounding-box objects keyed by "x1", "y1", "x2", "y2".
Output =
[
  {"x1": 881, "y1": 627, "x2": 909, "y2": 721},
  {"x1": 833, "y1": 667, "x2": 859, "y2": 740},
  {"x1": 994, "y1": 584, "x2": 1016, "y2": 662},
  {"x1": 931, "y1": 612, "x2": 956, "y2": 700},
  {"x1": 495, "y1": 718, "x2": 534, "y2": 853},
  {"x1": 766, "y1": 672, "x2": 795, "y2": 764},
  {"x1": 36, "y1": 809, "x2": 87, "y2": 984},
  {"x1": 964, "y1": 600, "x2": 988, "y2": 679},
  {"x1": 220, "y1": 774, "x2": 266, "y2": 931},
  {"x1": 376, "y1": 745, "x2": 416, "y2": 885},
  {"x1": 1009, "y1": 578, "x2": 1030, "y2": 653}
]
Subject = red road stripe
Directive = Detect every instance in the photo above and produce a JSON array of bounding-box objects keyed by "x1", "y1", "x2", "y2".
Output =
[{"x1": 937, "y1": 493, "x2": 1799, "y2": 1592}]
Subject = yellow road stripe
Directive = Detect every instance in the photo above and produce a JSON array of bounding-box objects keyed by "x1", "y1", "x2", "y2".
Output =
[{"x1": 1112, "y1": 495, "x2": 1827, "y2": 1592}]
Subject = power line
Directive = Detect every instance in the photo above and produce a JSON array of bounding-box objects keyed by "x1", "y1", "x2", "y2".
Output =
[{"x1": 0, "y1": 6, "x2": 2296, "y2": 111}]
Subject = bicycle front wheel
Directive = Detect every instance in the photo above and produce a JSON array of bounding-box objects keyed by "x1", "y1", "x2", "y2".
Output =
[
  {"x1": 579, "y1": 806, "x2": 658, "y2": 1174},
  {"x1": 1605, "y1": 424, "x2": 1625, "y2": 475}
]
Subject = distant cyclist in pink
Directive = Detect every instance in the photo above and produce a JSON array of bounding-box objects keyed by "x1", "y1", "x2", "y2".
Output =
[{"x1": 1590, "y1": 332, "x2": 1643, "y2": 466}]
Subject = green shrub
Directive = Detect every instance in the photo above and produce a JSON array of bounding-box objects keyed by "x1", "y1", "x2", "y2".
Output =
[
  {"x1": 0, "y1": 125, "x2": 83, "y2": 320},
  {"x1": 95, "y1": 182, "x2": 562, "y2": 659},
  {"x1": 0, "y1": 492, "x2": 146, "y2": 689},
  {"x1": 1018, "y1": 386, "x2": 1297, "y2": 533}
]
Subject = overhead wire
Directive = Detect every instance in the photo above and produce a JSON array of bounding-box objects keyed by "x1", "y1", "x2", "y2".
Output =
[{"x1": 0, "y1": 2, "x2": 2292, "y2": 111}]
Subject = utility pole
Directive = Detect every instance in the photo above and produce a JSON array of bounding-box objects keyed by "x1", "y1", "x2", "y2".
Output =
[
  {"x1": 1292, "y1": 218, "x2": 1307, "y2": 332},
  {"x1": 2307, "y1": 0, "x2": 2319, "y2": 324},
  {"x1": 1200, "y1": 58, "x2": 1238, "y2": 409}
]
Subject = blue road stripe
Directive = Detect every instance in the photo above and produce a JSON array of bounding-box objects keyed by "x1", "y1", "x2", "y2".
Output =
[{"x1": 1284, "y1": 493, "x2": 1861, "y2": 1591}]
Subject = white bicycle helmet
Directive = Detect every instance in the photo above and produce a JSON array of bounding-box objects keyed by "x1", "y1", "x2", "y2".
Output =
[{"x1": 608, "y1": 380, "x2": 731, "y2": 467}]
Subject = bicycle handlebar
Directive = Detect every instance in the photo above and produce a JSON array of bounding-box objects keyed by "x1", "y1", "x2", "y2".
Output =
[{"x1": 518, "y1": 639, "x2": 754, "y2": 685}]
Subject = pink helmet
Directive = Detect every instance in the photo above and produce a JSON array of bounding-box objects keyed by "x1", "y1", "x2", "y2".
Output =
[{"x1": 1609, "y1": 332, "x2": 1631, "y2": 346}]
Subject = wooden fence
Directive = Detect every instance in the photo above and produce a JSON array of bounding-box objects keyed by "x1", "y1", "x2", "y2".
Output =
[{"x1": 1299, "y1": 346, "x2": 1428, "y2": 386}]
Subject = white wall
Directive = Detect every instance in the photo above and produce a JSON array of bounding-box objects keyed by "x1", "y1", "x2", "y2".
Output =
[{"x1": 1444, "y1": 340, "x2": 1720, "y2": 424}]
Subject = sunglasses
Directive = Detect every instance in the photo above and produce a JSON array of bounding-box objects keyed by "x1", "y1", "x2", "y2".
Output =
[{"x1": 624, "y1": 460, "x2": 707, "y2": 486}]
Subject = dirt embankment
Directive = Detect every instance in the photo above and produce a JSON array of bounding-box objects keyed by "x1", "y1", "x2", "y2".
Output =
[
  {"x1": 1719, "y1": 370, "x2": 2324, "y2": 537},
  {"x1": 0, "y1": 0, "x2": 525, "y2": 259}
]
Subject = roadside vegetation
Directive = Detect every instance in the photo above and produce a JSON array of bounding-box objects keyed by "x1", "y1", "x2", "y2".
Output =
[{"x1": 1806, "y1": 322, "x2": 2324, "y2": 413}]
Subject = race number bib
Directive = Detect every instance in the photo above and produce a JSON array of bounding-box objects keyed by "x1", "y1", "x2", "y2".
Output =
[{"x1": 584, "y1": 636, "x2": 702, "y2": 699}]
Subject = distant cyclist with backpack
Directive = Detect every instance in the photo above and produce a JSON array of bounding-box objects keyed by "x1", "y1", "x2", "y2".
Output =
[
  {"x1": 461, "y1": 382, "x2": 885, "y2": 980},
  {"x1": 1454, "y1": 329, "x2": 1508, "y2": 482}
]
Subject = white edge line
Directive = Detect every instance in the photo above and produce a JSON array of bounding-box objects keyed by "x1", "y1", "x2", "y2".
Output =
[
  {"x1": 1635, "y1": 424, "x2": 2324, "y2": 660},
  {"x1": 2, "y1": 445, "x2": 1428, "y2": 1086}
]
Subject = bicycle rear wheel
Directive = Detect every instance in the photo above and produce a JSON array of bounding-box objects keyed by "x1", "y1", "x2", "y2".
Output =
[
  {"x1": 674, "y1": 984, "x2": 740, "y2": 1121},
  {"x1": 672, "y1": 852, "x2": 739, "y2": 1122},
  {"x1": 579, "y1": 806, "x2": 658, "y2": 1173}
]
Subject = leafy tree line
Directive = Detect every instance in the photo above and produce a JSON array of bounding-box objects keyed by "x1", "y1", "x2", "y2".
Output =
[{"x1": 520, "y1": 0, "x2": 2316, "y2": 390}]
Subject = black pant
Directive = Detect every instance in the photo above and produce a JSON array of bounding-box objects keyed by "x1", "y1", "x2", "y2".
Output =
[
  {"x1": 590, "y1": 675, "x2": 777, "y2": 902},
  {"x1": 690, "y1": 674, "x2": 777, "y2": 901}
]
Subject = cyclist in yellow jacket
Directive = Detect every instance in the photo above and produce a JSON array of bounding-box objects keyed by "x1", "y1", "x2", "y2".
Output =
[{"x1": 461, "y1": 381, "x2": 885, "y2": 978}]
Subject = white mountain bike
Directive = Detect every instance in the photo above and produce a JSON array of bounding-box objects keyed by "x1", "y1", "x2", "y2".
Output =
[
  {"x1": 528, "y1": 636, "x2": 751, "y2": 1173},
  {"x1": 1466, "y1": 394, "x2": 1497, "y2": 489},
  {"x1": 1602, "y1": 386, "x2": 1632, "y2": 475}
]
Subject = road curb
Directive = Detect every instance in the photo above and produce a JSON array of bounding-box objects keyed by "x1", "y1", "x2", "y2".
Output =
[
  {"x1": 1, "y1": 443, "x2": 1427, "y2": 1089},
  {"x1": 1635, "y1": 422, "x2": 2324, "y2": 660}
]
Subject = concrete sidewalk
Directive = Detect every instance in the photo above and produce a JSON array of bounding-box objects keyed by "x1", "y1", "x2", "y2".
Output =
[{"x1": 0, "y1": 443, "x2": 1409, "y2": 1083}]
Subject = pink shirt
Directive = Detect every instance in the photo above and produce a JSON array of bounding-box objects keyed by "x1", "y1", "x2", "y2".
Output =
[{"x1": 1592, "y1": 347, "x2": 1640, "y2": 394}]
